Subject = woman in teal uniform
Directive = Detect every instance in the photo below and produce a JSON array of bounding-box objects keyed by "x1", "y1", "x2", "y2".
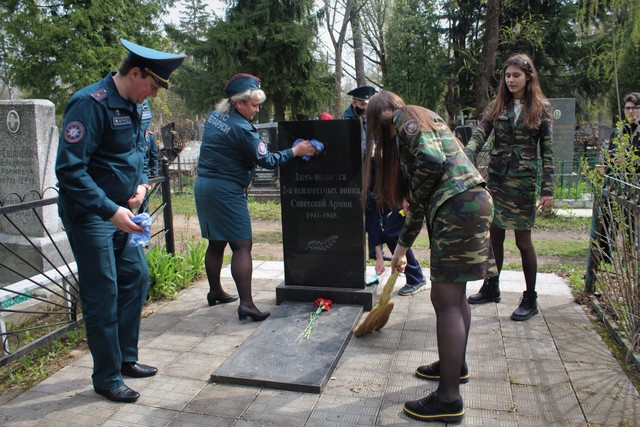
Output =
[
  {"x1": 195, "y1": 74, "x2": 317, "y2": 321},
  {"x1": 56, "y1": 40, "x2": 185, "y2": 403},
  {"x1": 465, "y1": 53, "x2": 554, "y2": 321},
  {"x1": 364, "y1": 91, "x2": 492, "y2": 423}
]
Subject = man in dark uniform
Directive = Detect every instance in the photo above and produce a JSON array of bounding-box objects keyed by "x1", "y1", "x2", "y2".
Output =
[
  {"x1": 343, "y1": 86, "x2": 388, "y2": 266},
  {"x1": 55, "y1": 39, "x2": 185, "y2": 403}
]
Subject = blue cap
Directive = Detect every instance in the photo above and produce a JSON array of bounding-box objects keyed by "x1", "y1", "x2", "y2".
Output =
[
  {"x1": 120, "y1": 39, "x2": 186, "y2": 89},
  {"x1": 348, "y1": 86, "x2": 377, "y2": 102},
  {"x1": 224, "y1": 73, "x2": 261, "y2": 98}
]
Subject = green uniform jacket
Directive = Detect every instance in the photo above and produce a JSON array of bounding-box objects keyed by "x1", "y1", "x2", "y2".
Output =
[
  {"x1": 395, "y1": 109, "x2": 486, "y2": 248},
  {"x1": 56, "y1": 73, "x2": 149, "y2": 220},
  {"x1": 464, "y1": 100, "x2": 554, "y2": 197}
]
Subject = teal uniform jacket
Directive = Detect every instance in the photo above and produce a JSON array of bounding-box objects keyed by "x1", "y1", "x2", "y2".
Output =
[
  {"x1": 195, "y1": 107, "x2": 295, "y2": 241},
  {"x1": 197, "y1": 108, "x2": 294, "y2": 186},
  {"x1": 57, "y1": 72, "x2": 150, "y2": 219},
  {"x1": 55, "y1": 72, "x2": 150, "y2": 391}
]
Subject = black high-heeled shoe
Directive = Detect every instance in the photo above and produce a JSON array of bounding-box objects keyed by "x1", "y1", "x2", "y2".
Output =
[
  {"x1": 207, "y1": 292, "x2": 239, "y2": 306},
  {"x1": 238, "y1": 305, "x2": 270, "y2": 321}
]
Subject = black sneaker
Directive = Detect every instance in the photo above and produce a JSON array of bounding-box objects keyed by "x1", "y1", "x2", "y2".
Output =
[
  {"x1": 403, "y1": 391, "x2": 464, "y2": 423},
  {"x1": 415, "y1": 360, "x2": 469, "y2": 384}
]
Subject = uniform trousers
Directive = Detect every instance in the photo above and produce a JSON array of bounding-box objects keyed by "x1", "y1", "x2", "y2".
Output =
[
  {"x1": 61, "y1": 212, "x2": 149, "y2": 390},
  {"x1": 382, "y1": 209, "x2": 425, "y2": 285}
]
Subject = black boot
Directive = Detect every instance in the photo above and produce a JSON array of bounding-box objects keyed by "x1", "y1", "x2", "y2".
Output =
[
  {"x1": 511, "y1": 291, "x2": 538, "y2": 321},
  {"x1": 468, "y1": 277, "x2": 500, "y2": 304}
]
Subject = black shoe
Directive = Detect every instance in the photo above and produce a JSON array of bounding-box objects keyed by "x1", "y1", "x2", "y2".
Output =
[
  {"x1": 95, "y1": 385, "x2": 140, "y2": 403},
  {"x1": 121, "y1": 362, "x2": 158, "y2": 378},
  {"x1": 511, "y1": 291, "x2": 538, "y2": 321},
  {"x1": 415, "y1": 360, "x2": 469, "y2": 384},
  {"x1": 403, "y1": 391, "x2": 464, "y2": 423},
  {"x1": 238, "y1": 305, "x2": 270, "y2": 321},
  {"x1": 468, "y1": 277, "x2": 501, "y2": 304},
  {"x1": 207, "y1": 292, "x2": 239, "y2": 306}
]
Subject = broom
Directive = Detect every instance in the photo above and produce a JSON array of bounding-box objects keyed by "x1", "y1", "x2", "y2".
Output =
[{"x1": 352, "y1": 270, "x2": 399, "y2": 337}]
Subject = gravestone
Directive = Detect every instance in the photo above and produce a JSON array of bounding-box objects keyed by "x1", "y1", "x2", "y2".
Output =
[
  {"x1": 275, "y1": 119, "x2": 374, "y2": 309},
  {"x1": 0, "y1": 100, "x2": 72, "y2": 285},
  {"x1": 549, "y1": 98, "x2": 576, "y2": 170},
  {"x1": 212, "y1": 119, "x2": 370, "y2": 394},
  {"x1": 248, "y1": 123, "x2": 280, "y2": 200}
]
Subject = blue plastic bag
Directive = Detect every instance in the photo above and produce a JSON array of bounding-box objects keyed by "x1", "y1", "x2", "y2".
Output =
[
  {"x1": 293, "y1": 138, "x2": 324, "y2": 161},
  {"x1": 127, "y1": 212, "x2": 153, "y2": 247}
]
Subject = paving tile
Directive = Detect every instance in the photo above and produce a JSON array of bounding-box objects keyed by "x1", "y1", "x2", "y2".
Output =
[
  {"x1": 168, "y1": 411, "x2": 235, "y2": 426},
  {"x1": 137, "y1": 376, "x2": 207, "y2": 411},
  {"x1": 0, "y1": 390, "x2": 118, "y2": 426},
  {"x1": 241, "y1": 389, "x2": 318, "y2": 425},
  {"x1": 32, "y1": 364, "x2": 93, "y2": 397},
  {"x1": 464, "y1": 379, "x2": 514, "y2": 411},
  {"x1": 183, "y1": 383, "x2": 258, "y2": 418},
  {"x1": 503, "y1": 336, "x2": 563, "y2": 362},
  {"x1": 507, "y1": 359, "x2": 570, "y2": 387},
  {"x1": 107, "y1": 405, "x2": 179, "y2": 426},
  {"x1": 164, "y1": 352, "x2": 226, "y2": 381},
  {"x1": 309, "y1": 394, "x2": 381, "y2": 426},
  {"x1": 511, "y1": 383, "x2": 584, "y2": 423}
]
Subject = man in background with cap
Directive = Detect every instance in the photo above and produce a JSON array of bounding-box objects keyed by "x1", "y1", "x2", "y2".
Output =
[
  {"x1": 343, "y1": 86, "x2": 391, "y2": 266},
  {"x1": 55, "y1": 39, "x2": 185, "y2": 403},
  {"x1": 343, "y1": 85, "x2": 376, "y2": 120}
]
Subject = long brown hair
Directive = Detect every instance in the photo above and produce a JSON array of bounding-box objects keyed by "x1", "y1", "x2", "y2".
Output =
[
  {"x1": 362, "y1": 91, "x2": 439, "y2": 211},
  {"x1": 486, "y1": 53, "x2": 549, "y2": 129}
]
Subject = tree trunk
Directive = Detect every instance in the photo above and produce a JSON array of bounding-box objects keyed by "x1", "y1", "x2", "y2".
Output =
[
  {"x1": 351, "y1": 4, "x2": 366, "y2": 86},
  {"x1": 474, "y1": 0, "x2": 500, "y2": 116}
]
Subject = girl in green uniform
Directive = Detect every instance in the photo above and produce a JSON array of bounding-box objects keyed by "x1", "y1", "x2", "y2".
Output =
[
  {"x1": 465, "y1": 53, "x2": 554, "y2": 321},
  {"x1": 364, "y1": 91, "x2": 493, "y2": 423}
]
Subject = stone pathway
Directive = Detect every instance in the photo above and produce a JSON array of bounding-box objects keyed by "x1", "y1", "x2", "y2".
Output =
[{"x1": 1, "y1": 262, "x2": 638, "y2": 426}]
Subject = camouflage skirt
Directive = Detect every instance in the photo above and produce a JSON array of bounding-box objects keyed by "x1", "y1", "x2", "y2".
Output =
[
  {"x1": 487, "y1": 173, "x2": 536, "y2": 230},
  {"x1": 429, "y1": 185, "x2": 493, "y2": 283}
]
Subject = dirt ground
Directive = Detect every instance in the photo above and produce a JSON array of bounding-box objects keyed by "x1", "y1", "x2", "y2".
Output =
[{"x1": 172, "y1": 215, "x2": 589, "y2": 270}]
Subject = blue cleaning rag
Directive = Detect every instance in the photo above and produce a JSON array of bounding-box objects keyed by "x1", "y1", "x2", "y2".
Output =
[
  {"x1": 127, "y1": 212, "x2": 153, "y2": 247},
  {"x1": 293, "y1": 138, "x2": 324, "y2": 161}
]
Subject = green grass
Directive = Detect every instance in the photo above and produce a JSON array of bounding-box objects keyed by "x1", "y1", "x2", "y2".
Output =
[
  {"x1": 163, "y1": 193, "x2": 282, "y2": 221},
  {"x1": 0, "y1": 328, "x2": 87, "y2": 392}
]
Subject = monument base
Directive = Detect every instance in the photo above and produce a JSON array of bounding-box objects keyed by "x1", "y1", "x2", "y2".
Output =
[
  {"x1": 0, "y1": 231, "x2": 73, "y2": 286},
  {"x1": 211, "y1": 301, "x2": 362, "y2": 393},
  {"x1": 276, "y1": 283, "x2": 376, "y2": 311}
]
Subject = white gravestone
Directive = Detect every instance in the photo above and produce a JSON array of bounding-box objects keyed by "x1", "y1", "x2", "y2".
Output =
[{"x1": 0, "y1": 100, "x2": 72, "y2": 285}]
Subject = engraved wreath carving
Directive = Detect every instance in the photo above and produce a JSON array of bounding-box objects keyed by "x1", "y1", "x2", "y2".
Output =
[{"x1": 305, "y1": 235, "x2": 338, "y2": 252}]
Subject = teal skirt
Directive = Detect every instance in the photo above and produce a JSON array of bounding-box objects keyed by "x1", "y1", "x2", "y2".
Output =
[{"x1": 194, "y1": 176, "x2": 252, "y2": 241}]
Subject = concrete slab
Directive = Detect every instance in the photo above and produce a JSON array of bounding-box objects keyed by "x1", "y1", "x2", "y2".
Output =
[{"x1": 211, "y1": 301, "x2": 362, "y2": 393}]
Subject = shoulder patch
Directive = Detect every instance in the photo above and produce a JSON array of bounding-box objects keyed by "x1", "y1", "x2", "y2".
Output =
[
  {"x1": 257, "y1": 141, "x2": 268, "y2": 156},
  {"x1": 403, "y1": 119, "x2": 418, "y2": 137},
  {"x1": 63, "y1": 121, "x2": 85, "y2": 143},
  {"x1": 90, "y1": 88, "x2": 107, "y2": 102}
]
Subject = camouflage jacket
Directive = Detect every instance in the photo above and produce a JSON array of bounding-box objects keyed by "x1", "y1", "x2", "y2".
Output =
[
  {"x1": 395, "y1": 108, "x2": 486, "y2": 248},
  {"x1": 464, "y1": 100, "x2": 554, "y2": 197}
]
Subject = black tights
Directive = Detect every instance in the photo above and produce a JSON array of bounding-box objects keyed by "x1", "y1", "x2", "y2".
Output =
[
  {"x1": 431, "y1": 282, "x2": 470, "y2": 402},
  {"x1": 205, "y1": 239, "x2": 257, "y2": 309},
  {"x1": 490, "y1": 226, "x2": 537, "y2": 293}
]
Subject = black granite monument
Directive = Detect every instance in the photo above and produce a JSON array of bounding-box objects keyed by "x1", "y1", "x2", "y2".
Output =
[
  {"x1": 275, "y1": 119, "x2": 374, "y2": 309},
  {"x1": 211, "y1": 119, "x2": 370, "y2": 394}
]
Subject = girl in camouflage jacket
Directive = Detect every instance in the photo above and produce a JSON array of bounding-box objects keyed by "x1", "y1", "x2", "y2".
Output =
[
  {"x1": 363, "y1": 91, "x2": 493, "y2": 423},
  {"x1": 465, "y1": 53, "x2": 555, "y2": 322}
]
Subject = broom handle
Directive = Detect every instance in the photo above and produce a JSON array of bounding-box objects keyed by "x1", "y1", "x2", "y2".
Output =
[{"x1": 376, "y1": 270, "x2": 399, "y2": 306}]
